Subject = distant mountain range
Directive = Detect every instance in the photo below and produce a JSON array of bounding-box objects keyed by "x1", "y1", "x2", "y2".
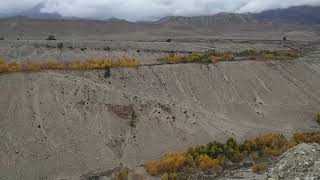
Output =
[
  {"x1": 157, "y1": 6, "x2": 320, "y2": 26},
  {"x1": 1, "y1": 4, "x2": 320, "y2": 26},
  {"x1": 255, "y1": 5, "x2": 320, "y2": 24}
]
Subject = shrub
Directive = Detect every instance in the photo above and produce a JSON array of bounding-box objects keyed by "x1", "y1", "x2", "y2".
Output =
[
  {"x1": 316, "y1": 113, "x2": 320, "y2": 125},
  {"x1": 57, "y1": 42, "x2": 64, "y2": 50},
  {"x1": 115, "y1": 169, "x2": 129, "y2": 180},
  {"x1": 0, "y1": 37, "x2": 4, "y2": 40},
  {"x1": 166, "y1": 39, "x2": 172, "y2": 42},
  {"x1": 144, "y1": 153, "x2": 193, "y2": 176},
  {"x1": 104, "y1": 67, "x2": 111, "y2": 78},
  {"x1": 161, "y1": 173, "x2": 168, "y2": 180},
  {"x1": 293, "y1": 132, "x2": 320, "y2": 144},
  {"x1": 46, "y1": 35, "x2": 56, "y2": 40},
  {"x1": 195, "y1": 154, "x2": 224, "y2": 172},
  {"x1": 252, "y1": 162, "x2": 268, "y2": 174}
]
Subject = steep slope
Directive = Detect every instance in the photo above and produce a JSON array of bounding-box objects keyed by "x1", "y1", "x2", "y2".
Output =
[{"x1": 1, "y1": 45, "x2": 320, "y2": 179}]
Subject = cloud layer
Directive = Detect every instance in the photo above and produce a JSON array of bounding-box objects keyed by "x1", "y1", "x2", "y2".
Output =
[{"x1": 1, "y1": 0, "x2": 320, "y2": 21}]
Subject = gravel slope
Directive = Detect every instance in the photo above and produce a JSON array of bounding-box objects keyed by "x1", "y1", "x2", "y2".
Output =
[{"x1": 1, "y1": 43, "x2": 320, "y2": 179}]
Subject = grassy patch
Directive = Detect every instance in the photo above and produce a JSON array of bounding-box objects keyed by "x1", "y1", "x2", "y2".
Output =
[
  {"x1": 144, "y1": 132, "x2": 320, "y2": 178},
  {"x1": 0, "y1": 58, "x2": 139, "y2": 73}
]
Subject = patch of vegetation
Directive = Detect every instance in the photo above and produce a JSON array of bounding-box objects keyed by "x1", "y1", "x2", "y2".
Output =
[
  {"x1": 0, "y1": 58, "x2": 140, "y2": 73},
  {"x1": 144, "y1": 132, "x2": 320, "y2": 179},
  {"x1": 163, "y1": 49, "x2": 299, "y2": 64},
  {"x1": 57, "y1": 42, "x2": 64, "y2": 50},
  {"x1": 235, "y1": 49, "x2": 258, "y2": 57},
  {"x1": 315, "y1": 113, "x2": 320, "y2": 125},
  {"x1": 164, "y1": 50, "x2": 235, "y2": 64},
  {"x1": 283, "y1": 36, "x2": 287, "y2": 41},
  {"x1": 104, "y1": 67, "x2": 111, "y2": 78},
  {"x1": 259, "y1": 50, "x2": 299, "y2": 60},
  {"x1": 46, "y1": 35, "x2": 56, "y2": 40},
  {"x1": 129, "y1": 111, "x2": 137, "y2": 128},
  {"x1": 115, "y1": 168, "x2": 129, "y2": 180},
  {"x1": 0, "y1": 37, "x2": 4, "y2": 40},
  {"x1": 252, "y1": 162, "x2": 268, "y2": 174}
]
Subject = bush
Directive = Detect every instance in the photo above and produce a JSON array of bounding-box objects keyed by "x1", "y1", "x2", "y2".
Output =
[
  {"x1": 115, "y1": 169, "x2": 129, "y2": 180},
  {"x1": 166, "y1": 39, "x2": 172, "y2": 42},
  {"x1": 252, "y1": 162, "x2": 268, "y2": 174},
  {"x1": 0, "y1": 37, "x2": 4, "y2": 40},
  {"x1": 293, "y1": 132, "x2": 320, "y2": 144},
  {"x1": 144, "y1": 153, "x2": 193, "y2": 176},
  {"x1": 57, "y1": 42, "x2": 64, "y2": 50},
  {"x1": 195, "y1": 154, "x2": 224, "y2": 172},
  {"x1": 104, "y1": 67, "x2": 111, "y2": 78},
  {"x1": 46, "y1": 35, "x2": 56, "y2": 40},
  {"x1": 316, "y1": 113, "x2": 320, "y2": 125}
]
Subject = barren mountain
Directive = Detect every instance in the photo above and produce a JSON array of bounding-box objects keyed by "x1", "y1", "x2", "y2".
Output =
[{"x1": 1, "y1": 6, "x2": 319, "y2": 41}]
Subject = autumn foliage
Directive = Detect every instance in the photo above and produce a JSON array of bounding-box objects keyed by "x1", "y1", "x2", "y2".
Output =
[
  {"x1": 144, "y1": 132, "x2": 320, "y2": 179},
  {"x1": 0, "y1": 58, "x2": 139, "y2": 73},
  {"x1": 164, "y1": 50, "x2": 234, "y2": 64},
  {"x1": 144, "y1": 153, "x2": 193, "y2": 176},
  {"x1": 163, "y1": 49, "x2": 299, "y2": 64}
]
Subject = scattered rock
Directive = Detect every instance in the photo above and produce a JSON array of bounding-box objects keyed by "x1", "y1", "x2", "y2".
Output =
[{"x1": 262, "y1": 143, "x2": 320, "y2": 180}]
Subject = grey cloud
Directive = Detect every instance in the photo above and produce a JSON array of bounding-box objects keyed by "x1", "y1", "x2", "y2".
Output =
[{"x1": 1, "y1": 0, "x2": 320, "y2": 21}]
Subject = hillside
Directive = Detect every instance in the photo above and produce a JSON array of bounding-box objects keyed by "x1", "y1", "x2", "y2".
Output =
[{"x1": 1, "y1": 42, "x2": 320, "y2": 179}]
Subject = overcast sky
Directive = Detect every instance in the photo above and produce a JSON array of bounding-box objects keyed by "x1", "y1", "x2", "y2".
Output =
[{"x1": 1, "y1": 0, "x2": 320, "y2": 21}]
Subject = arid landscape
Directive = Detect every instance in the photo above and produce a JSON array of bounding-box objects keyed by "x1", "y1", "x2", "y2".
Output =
[{"x1": 0, "y1": 4, "x2": 320, "y2": 180}]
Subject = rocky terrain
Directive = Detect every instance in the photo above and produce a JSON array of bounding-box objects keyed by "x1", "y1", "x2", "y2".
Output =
[{"x1": 262, "y1": 143, "x2": 320, "y2": 180}]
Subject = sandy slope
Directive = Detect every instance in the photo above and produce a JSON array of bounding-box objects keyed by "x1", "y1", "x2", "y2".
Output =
[{"x1": 0, "y1": 44, "x2": 320, "y2": 179}]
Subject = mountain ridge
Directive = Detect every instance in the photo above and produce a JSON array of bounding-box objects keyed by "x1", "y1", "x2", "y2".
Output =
[{"x1": 2, "y1": 5, "x2": 320, "y2": 25}]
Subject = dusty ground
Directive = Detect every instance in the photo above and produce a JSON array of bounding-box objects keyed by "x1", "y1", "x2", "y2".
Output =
[{"x1": 0, "y1": 18, "x2": 320, "y2": 179}]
